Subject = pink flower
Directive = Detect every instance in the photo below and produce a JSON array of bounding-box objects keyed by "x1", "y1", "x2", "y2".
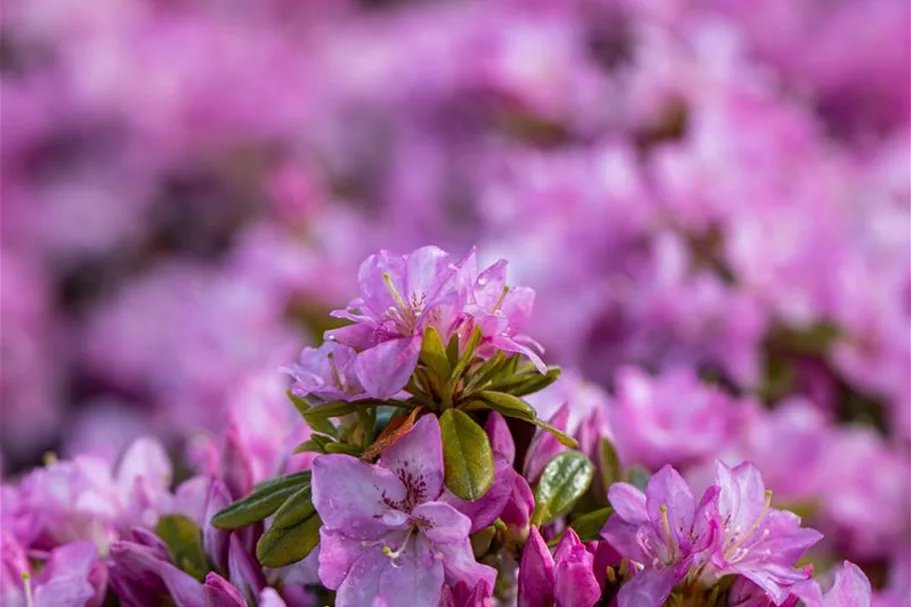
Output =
[
  {"x1": 702, "y1": 462, "x2": 823, "y2": 604},
  {"x1": 311, "y1": 415, "x2": 496, "y2": 607},
  {"x1": 608, "y1": 367, "x2": 737, "y2": 470},
  {"x1": 14, "y1": 437, "x2": 173, "y2": 552},
  {"x1": 602, "y1": 465, "x2": 720, "y2": 607},
  {"x1": 2, "y1": 535, "x2": 106, "y2": 607},
  {"x1": 518, "y1": 526, "x2": 601, "y2": 607},
  {"x1": 283, "y1": 341, "x2": 365, "y2": 403},
  {"x1": 326, "y1": 246, "x2": 468, "y2": 399}
]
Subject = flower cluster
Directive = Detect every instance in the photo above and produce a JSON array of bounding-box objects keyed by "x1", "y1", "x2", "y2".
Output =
[
  {"x1": 0, "y1": 0, "x2": 908, "y2": 598},
  {"x1": 5, "y1": 245, "x2": 898, "y2": 606}
]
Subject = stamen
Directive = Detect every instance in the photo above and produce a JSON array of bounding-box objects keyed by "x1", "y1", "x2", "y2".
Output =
[
  {"x1": 382, "y1": 272, "x2": 410, "y2": 315},
  {"x1": 724, "y1": 489, "x2": 774, "y2": 561},
  {"x1": 492, "y1": 285, "x2": 510, "y2": 313},
  {"x1": 42, "y1": 452, "x2": 58, "y2": 466},
  {"x1": 382, "y1": 527, "x2": 415, "y2": 564},
  {"x1": 326, "y1": 351, "x2": 343, "y2": 389},
  {"x1": 605, "y1": 567, "x2": 617, "y2": 584},
  {"x1": 22, "y1": 572, "x2": 34, "y2": 607}
]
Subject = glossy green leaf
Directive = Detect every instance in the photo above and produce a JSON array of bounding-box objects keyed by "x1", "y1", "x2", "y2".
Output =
[
  {"x1": 440, "y1": 409, "x2": 494, "y2": 501},
  {"x1": 251, "y1": 470, "x2": 311, "y2": 493},
  {"x1": 271, "y1": 486, "x2": 315, "y2": 530},
  {"x1": 256, "y1": 512, "x2": 322, "y2": 568},
  {"x1": 421, "y1": 326, "x2": 451, "y2": 382},
  {"x1": 293, "y1": 435, "x2": 333, "y2": 454},
  {"x1": 532, "y1": 418, "x2": 579, "y2": 448},
  {"x1": 304, "y1": 400, "x2": 359, "y2": 419},
  {"x1": 507, "y1": 367, "x2": 562, "y2": 397},
  {"x1": 324, "y1": 442, "x2": 363, "y2": 455},
  {"x1": 548, "y1": 506, "x2": 614, "y2": 547},
  {"x1": 155, "y1": 515, "x2": 209, "y2": 581},
  {"x1": 212, "y1": 472, "x2": 310, "y2": 529},
  {"x1": 597, "y1": 438, "x2": 623, "y2": 489},
  {"x1": 532, "y1": 451, "x2": 594, "y2": 525},
  {"x1": 476, "y1": 391, "x2": 536, "y2": 420}
]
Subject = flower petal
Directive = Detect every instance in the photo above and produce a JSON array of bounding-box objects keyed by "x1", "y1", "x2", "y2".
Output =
[
  {"x1": 617, "y1": 564, "x2": 687, "y2": 607},
  {"x1": 355, "y1": 336, "x2": 422, "y2": 400},
  {"x1": 378, "y1": 540, "x2": 445, "y2": 607},
  {"x1": 645, "y1": 465, "x2": 696, "y2": 544},
  {"x1": 334, "y1": 544, "x2": 389, "y2": 607},
  {"x1": 380, "y1": 414, "x2": 444, "y2": 503},
  {"x1": 435, "y1": 537, "x2": 498, "y2": 591},
  {"x1": 411, "y1": 501, "x2": 471, "y2": 544},
  {"x1": 311, "y1": 455, "x2": 408, "y2": 540},
  {"x1": 485, "y1": 412, "x2": 515, "y2": 464},
  {"x1": 318, "y1": 528, "x2": 367, "y2": 590},
  {"x1": 517, "y1": 526, "x2": 556, "y2": 607},
  {"x1": 203, "y1": 573, "x2": 246, "y2": 607},
  {"x1": 607, "y1": 482, "x2": 648, "y2": 525}
]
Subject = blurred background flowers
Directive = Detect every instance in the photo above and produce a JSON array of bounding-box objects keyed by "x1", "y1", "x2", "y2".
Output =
[{"x1": 1, "y1": 0, "x2": 908, "y2": 598}]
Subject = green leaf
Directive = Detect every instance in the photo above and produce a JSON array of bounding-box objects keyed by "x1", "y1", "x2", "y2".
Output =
[
  {"x1": 324, "y1": 442, "x2": 363, "y2": 456},
  {"x1": 470, "y1": 525, "x2": 497, "y2": 558},
  {"x1": 421, "y1": 326, "x2": 452, "y2": 383},
  {"x1": 445, "y1": 333, "x2": 461, "y2": 370},
  {"x1": 476, "y1": 391, "x2": 536, "y2": 420},
  {"x1": 155, "y1": 515, "x2": 209, "y2": 581},
  {"x1": 507, "y1": 367, "x2": 562, "y2": 397},
  {"x1": 271, "y1": 486, "x2": 315, "y2": 529},
  {"x1": 450, "y1": 326, "x2": 482, "y2": 382},
  {"x1": 597, "y1": 438, "x2": 623, "y2": 489},
  {"x1": 251, "y1": 470, "x2": 311, "y2": 493},
  {"x1": 532, "y1": 451, "x2": 594, "y2": 526},
  {"x1": 294, "y1": 435, "x2": 334, "y2": 454},
  {"x1": 305, "y1": 400, "x2": 359, "y2": 419},
  {"x1": 440, "y1": 409, "x2": 495, "y2": 501},
  {"x1": 256, "y1": 512, "x2": 322, "y2": 568},
  {"x1": 547, "y1": 507, "x2": 614, "y2": 547},
  {"x1": 300, "y1": 410, "x2": 338, "y2": 438},
  {"x1": 532, "y1": 418, "x2": 579, "y2": 448},
  {"x1": 462, "y1": 352, "x2": 509, "y2": 393},
  {"x1": 288, "y1": 391, "x2": 310, "y2": 417},
  {"x1": 626, "y1": 466, "x2": 651, "y2": 491},
  {"x1": 213, "y1": 472, "x2": 311, "y2": 529}
]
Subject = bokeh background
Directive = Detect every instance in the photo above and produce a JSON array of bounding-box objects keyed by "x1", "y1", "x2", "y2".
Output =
[{"x1": 1, "y1": 0, "x2": 909, "y2": 596}]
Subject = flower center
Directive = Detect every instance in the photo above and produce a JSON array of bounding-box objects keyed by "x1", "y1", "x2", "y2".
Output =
[{"x1": 382, "y1": 272, "x2": 421, "y2": 333}]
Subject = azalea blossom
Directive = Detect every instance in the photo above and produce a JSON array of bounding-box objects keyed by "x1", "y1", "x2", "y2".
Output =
[
  {"x1": 701, "y1": 461, "x2": 823, "y2": 603},
  {"x1": 602, "y1": 465, "x2": 720, "y2": 607},
  {"x1": 326, "y1": 246, "x2": 467, "y2": 399},
  {"x1": 311, "y1": 414, "x2": 496, "y2": 606}
]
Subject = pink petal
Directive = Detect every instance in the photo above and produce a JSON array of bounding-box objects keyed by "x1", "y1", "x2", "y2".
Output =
[
  {"x1": 355, "y1": 336, "x2": 422, "y2": 400},
  {"x1": 311, "y1": 455, "x2": 408, "y2": 541},
  {"x1": 380, "y1": 414, "x2": 445, "y2": 502}
]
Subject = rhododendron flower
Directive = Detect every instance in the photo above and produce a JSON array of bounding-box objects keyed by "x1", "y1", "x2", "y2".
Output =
[
  {"x1": 326, "y1": 246, "x2": 467, "y2": 398},
  {"x1": 12, "y1": 437, "x2": 173, "y2": 551},
  {"x1": 2, "y1": 536, "x2": 106, "y2": 607},
  {"x1": 518, "y1": 526, "x2": 601, "y2": 607},
  {"x1": 283, "y1": 341, "x2": 365, "y2": 402},
  {"x1": 311, "y1": 414, "x2": 496, "y2": 606},
  {"x1": 326, "y1": 246, "x2": 545, "y2": 399},
  {"x1": 703, "y1": 461, "x2": 823, "y2": 603},
  {"x1": 602, "y1": 465, "x2": 720, "y2": 607},
  {"x1": 460, "y1": 250, "x2": 546, "y2": 373},
  {"x1": 608, "y1": 366, "x2": 736, "y2": 470}
]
